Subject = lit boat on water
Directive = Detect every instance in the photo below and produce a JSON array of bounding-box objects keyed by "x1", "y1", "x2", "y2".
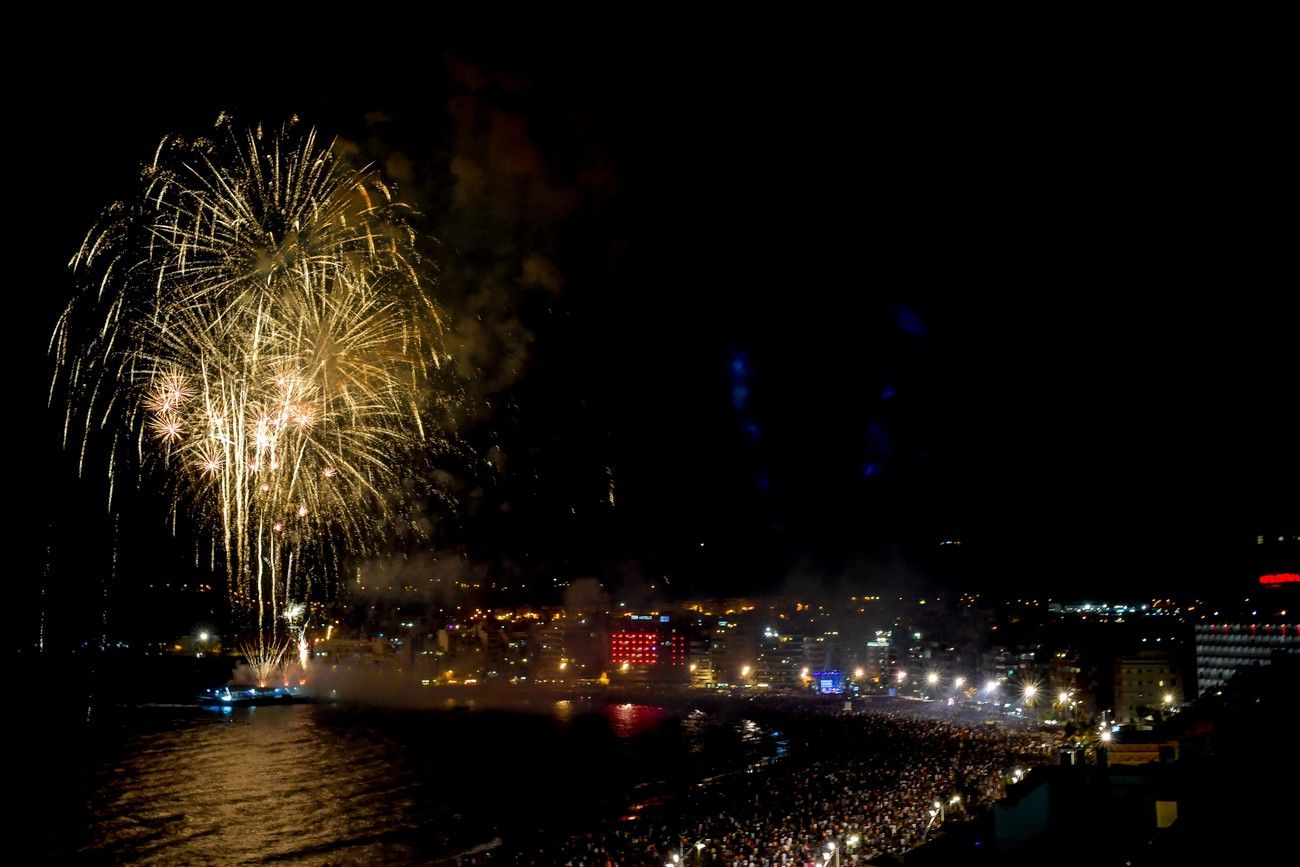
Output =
[{"x1": 197, "y1": 685, "x2": 313, "y2": 707}]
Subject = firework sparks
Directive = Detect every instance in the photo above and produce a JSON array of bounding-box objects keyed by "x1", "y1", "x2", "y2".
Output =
[
  {"x1": 240, "y1": 640, "x2": 290, "y2": 688},
  {"x1": 283, "y1": 602, "x2": 311, "y2": 674},
  {"x1": 54, "y1": 118, "x2": 452, "y2": 646}
]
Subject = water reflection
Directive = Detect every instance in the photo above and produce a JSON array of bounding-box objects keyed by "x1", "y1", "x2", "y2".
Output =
[
  {"x1": 39, "y1": 700, "x2": 782, "y2": 864},
  {"x1": 77, "y1": 705, "x2": 439, "y2": 863},
  {"x1": 553, "y1": 699, "x2": 572, "y2": 723},
  {"x1": 604, "y1": 702, "x2": 664, "y2": 737}
]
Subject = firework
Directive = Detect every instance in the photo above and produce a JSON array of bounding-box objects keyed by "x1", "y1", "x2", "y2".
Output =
[
  {"x1": 283, "y1": 602, "x2": 310, "y2": 672},
  {"x1": 239, "y1": 640, "x2": 290, "y2": 688},
  {"x1": 53, "y1": 118, "x2": 450, "y2": 647}
]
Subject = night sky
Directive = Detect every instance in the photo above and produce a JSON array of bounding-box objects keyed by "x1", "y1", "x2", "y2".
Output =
[{"x1": 18, "y1": 47, "x2": 1296, "y2": 648}]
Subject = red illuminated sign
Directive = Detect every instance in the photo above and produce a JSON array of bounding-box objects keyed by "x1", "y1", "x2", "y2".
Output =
[
  {"x1": 610, "y1": 632, "x2": 660, "y2": 665},
  {"x1": 1259, "y1": 573, "x2": 1300, "y2": 586},
  {"x1": 610, "y1": 630, "x2": 688, "y2": 666}
]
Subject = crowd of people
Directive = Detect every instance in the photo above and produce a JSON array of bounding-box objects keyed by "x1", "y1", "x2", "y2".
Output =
[{"x1": 454, "y1": 704, "x2": 1055, "y2": 866}]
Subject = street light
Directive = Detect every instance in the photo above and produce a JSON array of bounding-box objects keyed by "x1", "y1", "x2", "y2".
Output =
[
  {"x1": 954, "y1": 676, "x2": 965, "y2": 689},
  {"x1": 924, "y1": 799, "x2": 945, "y2": 840},
  {"x1": 927, "y1": 671, "x2": 940, "y2": 686},
  {"x1": 985, "y1": 679, "x2": 998, "y2": 694},
  {"x1": 1022, "y1": 684, "x2": 1038, "y2": 711},
  {"x1": 675, "y1": 837, "x2": 706, "y2": 867}
]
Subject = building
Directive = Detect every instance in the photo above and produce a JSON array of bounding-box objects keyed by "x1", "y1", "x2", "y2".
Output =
[
  {"x1": 533, "y1": 617, "x2": 568, "y2": 682},
  {"x1": 608, "y1": 616, "x2": 689, "y2": 685},
  {"x1": 865, "y1": 629, "x2": 899, "y2": 683},
  {"x1": 1114, "y1": 651, "x2": 1182, "y2": 723},
  {"x1": 754, "y1": 627, "x2": 799, "y2": 689},
  {"x1": 1194, "y1": 620, "x2": 1299, "y2": 696},
  {"x1": 704, "y1": 619, "x2": 756, "y2": 688},
  {"x1": 1048, "y1": 649, "x2": 1094, "y2": 720}
]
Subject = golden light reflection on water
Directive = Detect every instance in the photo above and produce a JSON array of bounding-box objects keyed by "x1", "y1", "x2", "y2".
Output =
[
  {"x1": 80, "y1": 706, "x2": 436, "y2": 863},
  {"x1": 553, "y1": 699, "x2": 572, "y2": 723}
]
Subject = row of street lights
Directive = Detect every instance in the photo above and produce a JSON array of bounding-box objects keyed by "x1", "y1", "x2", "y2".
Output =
[{"x1": 898, "y1": 670, "x2": 1052, "y2": 706}]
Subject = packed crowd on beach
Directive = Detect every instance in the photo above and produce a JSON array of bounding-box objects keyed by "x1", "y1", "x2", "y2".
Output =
[{"x1": 457, "y1": 706, "x2": 1055, "y2": 866}]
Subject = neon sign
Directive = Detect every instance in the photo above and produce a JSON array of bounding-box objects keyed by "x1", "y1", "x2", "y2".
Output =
[{"x1": 1259, "y1": 573, "x2": 1300, "y2": 585}]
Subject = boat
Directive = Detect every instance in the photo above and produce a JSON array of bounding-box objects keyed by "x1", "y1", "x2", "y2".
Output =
[{"x1": 197, "y1": 684, "x2": 314, "y2": 707}]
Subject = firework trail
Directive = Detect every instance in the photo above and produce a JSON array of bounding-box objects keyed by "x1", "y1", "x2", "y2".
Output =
[{"x1": 53, "y1": 117, "x2": 451, "y2": 652}]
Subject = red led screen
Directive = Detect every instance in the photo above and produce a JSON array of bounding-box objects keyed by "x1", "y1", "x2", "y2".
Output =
[{"x1": 1260, "y1": 573, "x2": 1300, "y2": 585}]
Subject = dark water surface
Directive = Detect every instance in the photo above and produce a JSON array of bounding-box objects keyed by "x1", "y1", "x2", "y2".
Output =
[{"x1": 26, "y1": 696, "x2": 773, "y2": 865}]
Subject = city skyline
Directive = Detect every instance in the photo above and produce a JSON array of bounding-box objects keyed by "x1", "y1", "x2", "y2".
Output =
[
  {"x1": 21, "y1": 49, "x2": 1297, "y2": 655},
  {"x1": 14, "y1": 41, "x2": 1296, "y2": 867}
]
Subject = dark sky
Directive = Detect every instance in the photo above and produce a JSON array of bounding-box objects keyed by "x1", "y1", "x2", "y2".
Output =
[{"x1": 17, "y1": 47, "x2": 1297, "y2": 647}]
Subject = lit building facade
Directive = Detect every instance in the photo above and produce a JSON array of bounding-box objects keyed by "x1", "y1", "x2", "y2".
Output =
[
  {"x1": 1194, "y1": 621, "x2": 1299, "y2": 695},
  {"x1": 609, "y1": 617, "x2": 688, "y2": 683},
  {"x1": 1114, "y1": 651, "x2": 1182, "y2": 723}
]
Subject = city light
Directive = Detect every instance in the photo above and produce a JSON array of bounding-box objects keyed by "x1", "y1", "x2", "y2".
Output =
[{"x1": 38, "y1": 66, "x2": 1292, "y2": 867}]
